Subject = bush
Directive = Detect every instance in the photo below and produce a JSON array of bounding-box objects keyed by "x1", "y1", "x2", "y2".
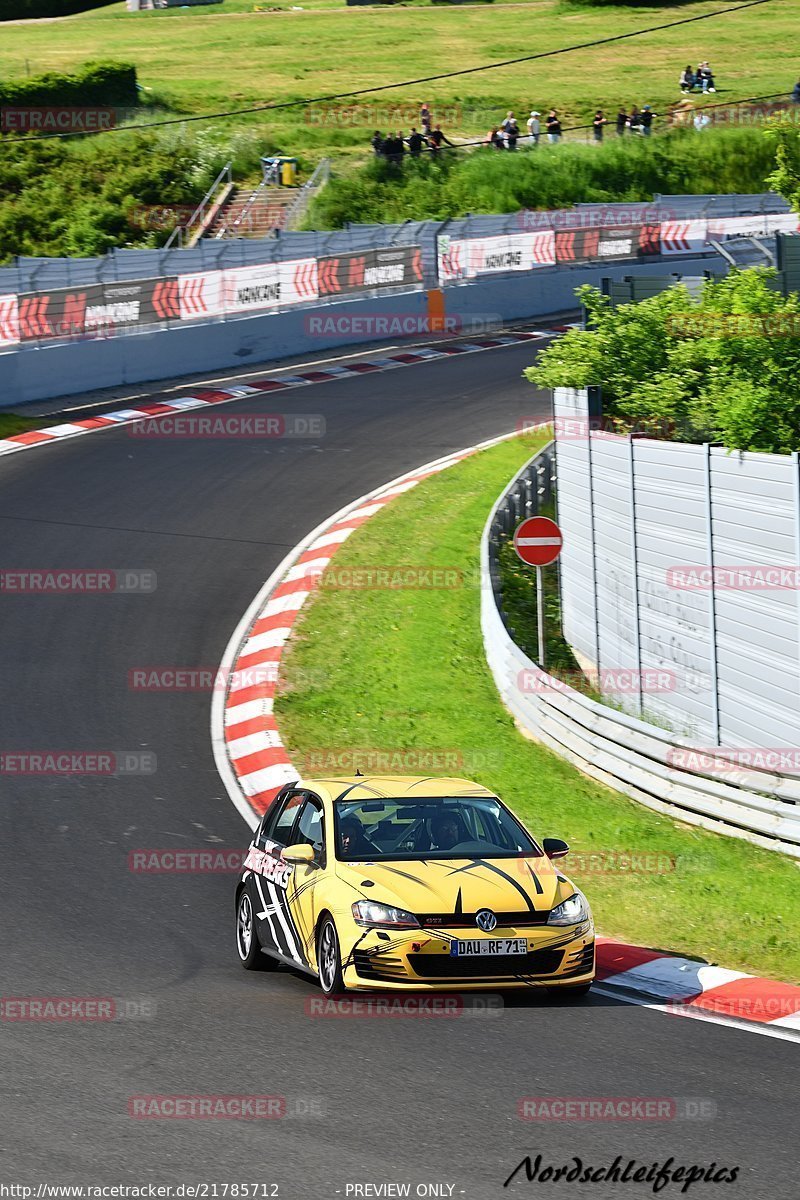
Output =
[
  {"x1": 305, "y1": 126, "x2": 776, "y2": 228},
  {"x1": 0, "y1": 60, "x2": 138, "y2": 110},
  {"x1": 0, "y1": 0, "x2": 113, "y2": 19},
  {"x1": 525, "y1": 270, "x2": 800, "y2": 453},
  {"x1": 0, "y1": 129, "x2": 233, "y2": 261}
]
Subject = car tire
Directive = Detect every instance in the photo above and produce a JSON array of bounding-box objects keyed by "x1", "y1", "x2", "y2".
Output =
[
  {"x1": 236, "y1": 886, "x2": 274, "y2": 971},
  {"x1": 317, "y1": 916, "x2": 346, "y2": 995}
]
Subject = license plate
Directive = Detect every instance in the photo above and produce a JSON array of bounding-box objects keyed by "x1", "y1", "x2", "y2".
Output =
[{"x1": 451, "y1": 938, "x2": 527, "y2": 957}]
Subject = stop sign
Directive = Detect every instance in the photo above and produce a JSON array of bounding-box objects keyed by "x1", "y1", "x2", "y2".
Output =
[{"x1": 513, "y1": 516, "x2": 563, "y2": 566}]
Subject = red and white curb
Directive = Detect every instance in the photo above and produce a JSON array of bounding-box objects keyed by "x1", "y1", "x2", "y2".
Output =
[
  {"x1": 210, "y1": 427, "x2": 800, "y2": 1041},
  {"x1": 0, "y1": 332, "x2": 547, "y2": 460},
  {"x1": 595, "y1": 937, "x2": 800, "y2": 1043},
  {"x1": 210, "y1": 428, "x2": 525, "y2": 826}
]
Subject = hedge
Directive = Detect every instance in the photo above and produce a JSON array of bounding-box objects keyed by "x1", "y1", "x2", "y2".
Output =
[
  {"x1": 0, "y1": 60, "x2": 137, "y2": 109},
  {"x1": 0, "y1": 0, "x2": 113, "y2": 19}
]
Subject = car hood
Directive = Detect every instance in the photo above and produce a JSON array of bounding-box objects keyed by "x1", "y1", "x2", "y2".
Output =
[{"x1": 336, "y1": 855, "x2": 568, "y2": 916}]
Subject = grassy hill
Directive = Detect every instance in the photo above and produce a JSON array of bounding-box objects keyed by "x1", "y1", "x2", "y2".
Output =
[{"x1": 0, "y1": 0, "x2": 797, "y2": 164}]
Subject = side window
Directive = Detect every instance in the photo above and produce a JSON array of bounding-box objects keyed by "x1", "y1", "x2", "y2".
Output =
[
  {"x1": 262, "y1": 790, "x2": 305, "y2": 848},
  {"x1": 292, "y1": 796, "x2": 325, "y2": 863}
]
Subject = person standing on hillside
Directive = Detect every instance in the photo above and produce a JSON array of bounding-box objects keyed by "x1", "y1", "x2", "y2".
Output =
[
  {"x1": 406, "y1": 127, "x2": 427, "y2": 157},
  {"x1": 419, "y1": 103, "x2": 432, "y2": 134},
  {"x1": 527, "y1": 110, "x2": 541, "y2": 146},
  {"x1": 616, "y1": 107, "x2": 628, "y2": 136},
  {"x1": 592, "y1": 110, "x2": 608, "y2": 142},
  {"x1": 629, "y1": 105, "x2": 643, "y2": 134},
  {"x1": 504, "y1": 113, "x2": 520, "y2": 150},
  {"x1": 546, "y1": 109, "x2": 562, "y2": 143},
  {"x1": 793, "y1": 79, "x2": 800, "y2": 104},
  {"x1": 370, "y1": 130, "x2": 384, "y2": 156},
  {"x1": 428, "y1": 124, "x2": 454, "y2": 154},
  {"x1": 640, "y1": 105, "x2": 655, "y2": 136}
]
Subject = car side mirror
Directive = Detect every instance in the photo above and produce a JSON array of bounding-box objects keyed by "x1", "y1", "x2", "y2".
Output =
[
  {"x1": 282, "y1": 843, "x2": 316, "y2": 865},
  {"x1": 542, "y1": 837, "x2": 569, "y2": 860}
]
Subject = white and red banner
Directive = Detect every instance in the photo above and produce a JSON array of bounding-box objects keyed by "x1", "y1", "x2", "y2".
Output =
[
  {"x1": 0, "y1": 294, "x2": 20, "y2": 347},
  {"x1": 707, "y1": 213, "x2": 800, "y2": 241},
  {"x1": 178, "y1": 259, "x2": 319, "y2": 321},
  {"x1": 658, "y1": 220, "x2": 708, "y2": 256},
  {"x1": 438, "y1": 232, "x2": 555, "y2": 281}
]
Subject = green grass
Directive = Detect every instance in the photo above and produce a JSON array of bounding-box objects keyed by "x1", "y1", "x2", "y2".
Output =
[
  {"x1": 0, "y1": 413, "x2": 48, "y2": 438},
  {"x1": 1, "y1": 0, "x2": 797, "y2": 166},
  {"x1": 275, "y1": 430, "x2": 800, "y2": 983}
]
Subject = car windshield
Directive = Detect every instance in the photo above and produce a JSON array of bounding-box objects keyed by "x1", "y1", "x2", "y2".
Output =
[{"x1": 334, "y1": 796, "x2": 540, "y2": 861}]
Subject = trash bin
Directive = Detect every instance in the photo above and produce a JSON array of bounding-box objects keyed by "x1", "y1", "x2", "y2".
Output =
[{"x1": 280, "y1": 158, "x2": 298, "y2": 187}]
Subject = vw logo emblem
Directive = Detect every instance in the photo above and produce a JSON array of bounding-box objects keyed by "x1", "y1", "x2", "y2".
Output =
[{"x1": 476, "y1": 909, "x2": 497, "y2": 932}]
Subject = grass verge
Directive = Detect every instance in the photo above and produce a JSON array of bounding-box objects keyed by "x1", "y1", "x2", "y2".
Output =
[
  {"x1": 276, "y1": 429, "x2": 800, "y2": 982},
  {"x1": 0, "y1": 413, "x2": 49, "y2": 438}
]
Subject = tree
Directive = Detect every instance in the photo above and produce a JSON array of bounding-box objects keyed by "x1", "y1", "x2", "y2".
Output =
[{"x1": 525, "y1": 270, "x2": 800, "y2": 453}]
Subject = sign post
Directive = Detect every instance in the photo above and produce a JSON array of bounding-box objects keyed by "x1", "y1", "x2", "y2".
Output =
[{"x1": 513, "y1": 516, "x2": 563, "y2": 668}]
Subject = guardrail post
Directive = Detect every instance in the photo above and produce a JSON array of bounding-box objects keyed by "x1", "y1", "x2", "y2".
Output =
[
  {"x1": 586, "y1": 430, "x2": 601, "y2": 679},
  {"x1": 703, "y1": 442, "x2": 721, "y2": 745},
  {"x1": 793, "y1": 451, "x2": 800, "y2": 732},
  {"x1": 628, "y1": 435, "x2": 644, "y2": 715}
]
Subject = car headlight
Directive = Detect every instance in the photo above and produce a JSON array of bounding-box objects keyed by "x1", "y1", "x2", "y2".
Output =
[
  {"x1": 548, "y1": 892, "x2": 587, "y2": 926},
  {"x1": 352, "y1": 900, "x2": 419, "y2": 929}
]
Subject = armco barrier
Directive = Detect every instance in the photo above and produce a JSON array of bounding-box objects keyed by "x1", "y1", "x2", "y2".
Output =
[
  {"x1": 0, "y1": 254, "x2": 725, "y2": 408},
  {"x1": 481, "y1": 446, "x2": 800, "y2": 859}
]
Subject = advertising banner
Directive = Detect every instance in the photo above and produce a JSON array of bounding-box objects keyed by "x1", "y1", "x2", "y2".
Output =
[
  {"x1": 221, "y1": 259, "x2": 319, "y2": 314},
  {"x1": 437, "y1": 232, "x2": 555, "y2": 281},
  {"x1": 317, "y1": 247, "x2": 422, "y2": 297},
  {"x1": 555, "y1": 225, "x2": 645, "y2": 264},
  {"x1": 0, "y1": 294, "x2": 20, "y2": 348},
  {"x1": 16, "y1": 278, "x2": 180, "y2": 342},
  {"x1": 660, "y1": 219, "x2": 708, "y2": 256}
]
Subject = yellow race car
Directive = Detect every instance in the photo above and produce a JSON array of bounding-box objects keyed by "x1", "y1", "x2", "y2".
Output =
[{"x1": 235, "y1": 775, "x2": 595, "y2": 993}]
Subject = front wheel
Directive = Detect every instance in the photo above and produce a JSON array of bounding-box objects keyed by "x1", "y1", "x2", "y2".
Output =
[
  {"x1": 236, "y1": 887, "x2": 274, "y2": 970},
  {"x1": 317, "y1": 916, "x2": 346, "y2": 995}
]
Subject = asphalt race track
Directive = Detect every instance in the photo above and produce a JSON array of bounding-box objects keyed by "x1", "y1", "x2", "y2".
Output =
[{"x1": 0, "y1": 340, "x2": 796, "y2": 1199}]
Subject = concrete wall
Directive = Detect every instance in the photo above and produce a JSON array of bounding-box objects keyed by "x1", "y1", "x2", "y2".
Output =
[{"x1": 0, "y1": 255, "x2": 719, "y2": 408}]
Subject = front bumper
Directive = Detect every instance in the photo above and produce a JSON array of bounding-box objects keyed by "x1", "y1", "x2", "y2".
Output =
[{"x1": 341, "y1": 920, "x2": 595, "y2": 991}]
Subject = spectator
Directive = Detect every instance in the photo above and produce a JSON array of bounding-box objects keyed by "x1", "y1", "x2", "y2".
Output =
[
  {"x1": 592, "y1": 110, "x2": 608, "y2": 142},
  {"x1": 420, "y1": 103, "x2": 432, "y2": 133},
  {"x1": 486, "y1": 126, "x2": 505, "y2": 149},
  {"x1": 680, "y1": 65, "x2": 696, "y2": 93},
  {"x1": 505, "y1": 113, "x2": 520, "y2": 151},
  {"x1": 693, "y1": 111, "x2": 711, "y2": 132},
  {"x1": 428, "y1": 124, "x2": 454, "y2": 153},
  {"x1": 370, "y1": 130, "x2": 384, "y2": 156},
  {"x1": 640, "y1": 105, "x2": 655, "y2": 136},
  {"x1": 616, "y1": 106, "x2": 628, "y2": 136},
  {"x1": 697, "y1": 61, "x2": 716, "y2": 93},
  {"x1": 793, "y1": 79, "x2": 800, "y2": 104},
  {"x1": 546, "y1": 109, "x2": 562, "y2": 143},
  {"x1": 406, "y1": 127, "x2": 427, "y2": 157},
  {"x1": 527, "y1": 110, "x2": 541, "y2": 146},
  {"x1": 629, "y1": 104, "x2": 642, "y2": 134},
  {"x1": 386, "y1": 131, "x2": 405, "y2": 164}
]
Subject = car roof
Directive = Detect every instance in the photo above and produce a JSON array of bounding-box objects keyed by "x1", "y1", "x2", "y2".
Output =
[{"x1": 297, "y1": 775, "x2": 497, "y2": 804}]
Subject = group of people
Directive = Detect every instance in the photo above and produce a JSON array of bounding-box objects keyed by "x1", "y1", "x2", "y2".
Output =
[
  {"x1": 370, "y1": 104, "x2": 455, "y2": 162},
  {"x1": 680, "y1": 62, "x2": 718, "y2": 93},
  {"x1": 486, "y1": 109, "x2": 560, "y2": 148}
]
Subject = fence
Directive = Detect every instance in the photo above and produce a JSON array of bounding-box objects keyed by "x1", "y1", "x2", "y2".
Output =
[
  {"x1": 481, "y1": 439, "x2": 800, "y2": 858},
  {"x1": 0, "y1": 193, "x2": 796, "y2": 351}
]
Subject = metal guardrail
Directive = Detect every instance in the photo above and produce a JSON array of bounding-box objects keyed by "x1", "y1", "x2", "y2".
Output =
[
  {"x1": 164, "y1": 162, "x2": 232, "y2": 250},
  {"x1": 213, "y1": 159, "x2": 282, "y2": 241},
  {"x1": 283, "y1": 158, "x2": 331, "y2": 232},
  {"x1": 0, "y1": 192, "x2": 790, "y2": 293},
  {"x1": 481, "y1": 444, "x2": 800, "y2": 858}
]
